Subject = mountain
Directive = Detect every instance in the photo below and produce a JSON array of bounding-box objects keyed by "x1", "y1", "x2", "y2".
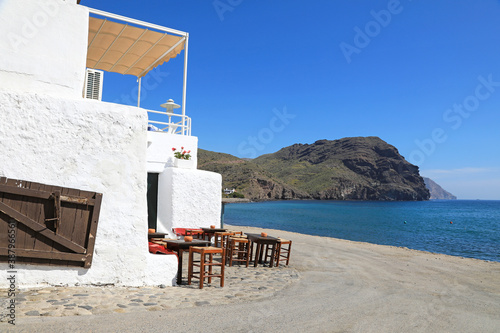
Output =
[
  {"x1": 198, "y1": 136, "x2": 430, "y2": 201},
  {"x1": 197, "y1": 149, "x2": 309, "y2": 200},
  {"x1": 423, "y1": 177, "x2": 457, "y2": 200}
]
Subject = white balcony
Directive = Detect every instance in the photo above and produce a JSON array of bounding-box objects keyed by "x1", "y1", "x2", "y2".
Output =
[{"x1": 147, "y1": 99, "x2": 191, "y2": 136}]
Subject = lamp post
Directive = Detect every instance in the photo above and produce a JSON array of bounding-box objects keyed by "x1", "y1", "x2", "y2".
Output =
[{"x1": 160, "y1": 99, "x2": 181, "y2": 134}]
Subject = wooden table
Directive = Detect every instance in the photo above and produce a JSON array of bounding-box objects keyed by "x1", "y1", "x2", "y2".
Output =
[
  {"x1": 164, "y1": 239, "x2": 211, "y2": 285},
  {"x1": 245, "y1": 233, "x2": 280, "y2": 267},
  {"x1": 200, "y1": 227, "x2": 227, "y2": 241},
  {"x1": 148, "y1": 232, "x2": 169, "y2": 239}
]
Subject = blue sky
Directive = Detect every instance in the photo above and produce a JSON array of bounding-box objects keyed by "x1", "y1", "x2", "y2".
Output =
[{"x1": 82, "y1": 0, "x2": 500, "y2": 200}]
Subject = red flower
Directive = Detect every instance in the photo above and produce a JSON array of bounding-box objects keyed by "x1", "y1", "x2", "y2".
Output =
[
  {"x1": 172, "y1": 148, "x2": 176, "y2": 151},
  {"x1": 181, "y1": 146, "x2": 184, "y2": 150},
  {"x1": 187, "y1": 150, "x2": 191, "y2": 153}
]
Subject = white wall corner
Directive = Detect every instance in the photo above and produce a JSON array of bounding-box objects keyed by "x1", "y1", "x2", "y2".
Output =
[
  {"x1": 155, "y1": 168, "x2": 222, "y2": 234},
  {"x1": 0, "y1": 0, "x2": 89, "y2": 99}
]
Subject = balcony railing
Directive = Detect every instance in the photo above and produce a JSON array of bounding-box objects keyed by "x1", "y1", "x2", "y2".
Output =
[{"x1": 147, "y1": 110, "x2": 191, "y2": 136}]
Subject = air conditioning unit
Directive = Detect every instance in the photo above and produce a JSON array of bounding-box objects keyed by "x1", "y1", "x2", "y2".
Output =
[{"x1": 83, "y1": 69, "x2": 103, "y2": 101}]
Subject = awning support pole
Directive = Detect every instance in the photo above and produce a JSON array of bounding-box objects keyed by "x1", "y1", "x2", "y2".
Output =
[
  {"x1": 181, "y1": 33, "x2": 189, "y2": 135},
  {"x1": 137, "y1": 77, "x2": 141, "y2": 108}
]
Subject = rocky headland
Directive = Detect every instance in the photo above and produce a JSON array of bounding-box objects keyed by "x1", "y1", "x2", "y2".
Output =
[
  {"x1": 198, "y1": 136, "x2": 430, "y2": 201},
  {"x1": 423, "y1": 177, "x2": 457, "y2": 200}
]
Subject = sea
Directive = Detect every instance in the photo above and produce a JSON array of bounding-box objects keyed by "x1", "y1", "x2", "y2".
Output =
[{"x1": 223, "y1": 200, "x2": 500, "y2": 262}]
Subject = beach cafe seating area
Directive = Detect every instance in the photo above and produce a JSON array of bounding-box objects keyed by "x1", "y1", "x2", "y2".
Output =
[{"x1": 148, "y1": 227, "x2": 292, "y2": 289}]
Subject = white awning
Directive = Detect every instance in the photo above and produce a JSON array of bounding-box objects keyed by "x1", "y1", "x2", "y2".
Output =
[{"x1": 86, "y1": 11, "x2": 187, "y2": 78}]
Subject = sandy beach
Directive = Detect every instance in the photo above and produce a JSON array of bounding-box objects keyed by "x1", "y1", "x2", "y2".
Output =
[{"x1": 3, "y1": 224, "x2": 500, "y2": 332}]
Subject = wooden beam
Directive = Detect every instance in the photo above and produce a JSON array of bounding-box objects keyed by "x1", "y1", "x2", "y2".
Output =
[
  {"x1": 84, "y1": 193, "x2": 102, "y2": 268},
  {"x1": 0, "y1": 201, "x2": 86, "y2": 254},
  {"x1": 0, "y1": 183, "x2": 95, "y2": 206},
  {"x1": 0, "y1": 183, "x2": 52, "y2": 200},
  {"x1": 0, "y1": 248, "x2": 87, "y2": 262}
]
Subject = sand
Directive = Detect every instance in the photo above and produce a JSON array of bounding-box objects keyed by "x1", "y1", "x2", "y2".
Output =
[{"x1": 3, "y1": 224, "x2": 500, "y2": 332}]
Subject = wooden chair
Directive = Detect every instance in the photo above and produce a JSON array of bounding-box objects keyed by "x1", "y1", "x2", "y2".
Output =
[
  {"x1": 188, "y1": 246, "x2": 225, "y2": 289},
  {"x1": 185, "y1": 229, "x2": 204, "y2": 239},
  {"x1": 274, "y1": 239, "x2": 292, "y2": 266},
  {"x1": 226, "y1": 237, "x2": 251, "y2": 267},
  {"x1": 214, "y1": 231, "x2": 235, "y2": 248},
  {"x1": 173, "y1": 228, "x2": 204, "y2": 239},
  {"x1": 228, "y1": 230, "x2": 244, "y2": 236}
]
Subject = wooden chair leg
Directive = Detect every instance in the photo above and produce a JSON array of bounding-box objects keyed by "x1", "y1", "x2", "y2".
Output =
[
  {"x1": 269, "y1": 243, "x2": 276, "y2": 268},
  {"x1": 275, "y1": 242, "x2": 281, "y2": 267},
  {"x1": 199, "y1": 250, "x2": 205, "y2": 289},
  {"x1": 188, "y1": 248, "x2": 193, "y2": 285},
  {"x1": 249, "y1": 241, "x2": 254, "y2": 265},
  {"x1": 245, "y1": 242, "x2": 250, "y2": 267},
  {"x1": 221, "y1": 248, "x2": 225, "y2": 287},
  {"x1": 258, "y1": 244, "x2": 264, "y2": 264},
  {"x1": 226, "y1": 237, "x2": 231, "y2": 263},
  {"x1": 264, "y1": 244, "x2": 270, "y2": 263},
  {"x1": 228, "y1": 240, "x2": 233, "y2": 267},
  {"x1": 208, "y1": 253, "x2": 213, "y2": 284},
  {"x1": 285, "y1": 241, "x2": 292, "y2": 265}
]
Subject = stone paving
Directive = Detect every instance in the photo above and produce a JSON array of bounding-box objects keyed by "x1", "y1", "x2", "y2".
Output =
[{"x1": 0, "y1": 258, "x2": 300, "y2": 320}]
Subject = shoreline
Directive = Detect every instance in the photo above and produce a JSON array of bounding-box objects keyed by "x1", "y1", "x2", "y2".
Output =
[
  {"x1": 4, "y1": 224, "x2": 500, "y2": 332},
  {"x1": 226, "y1": 223, "x2": 500, "y2": 264},
  {"x1": 226, "y1": 224, "x2": 499, "y2": 263}
]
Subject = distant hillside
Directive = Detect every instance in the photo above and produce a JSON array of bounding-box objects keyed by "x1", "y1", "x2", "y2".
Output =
[
  {"x1": 197, "y1": 149, "x2": 308, "y2": 200},
  {"x1": 198, "y1": 136, "x2": 430, "y2": 201},
  {"x1": 423, "y1": 177, "x2": 457, "y2": 200}
]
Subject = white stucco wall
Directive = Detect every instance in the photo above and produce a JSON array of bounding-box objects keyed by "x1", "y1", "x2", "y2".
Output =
[
  {"x1": 0, "y1": 0, "x2": 88, "y2": 99},
  {"x1": 156, "y1": 168, "x2": 222, "y2": 235},
  {"x1": 0, "y1": 90, "x2": 177, "y2": 288}
]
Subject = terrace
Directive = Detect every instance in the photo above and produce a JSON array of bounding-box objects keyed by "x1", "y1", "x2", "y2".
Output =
[{"x1": 85, "y1": 7, "x2": 191, "y2": 135}]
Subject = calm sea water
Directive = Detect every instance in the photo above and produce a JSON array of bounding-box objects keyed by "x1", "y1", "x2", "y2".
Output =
[{"x1": 223, "y1": 200, "x2": 500, "y2": 262}]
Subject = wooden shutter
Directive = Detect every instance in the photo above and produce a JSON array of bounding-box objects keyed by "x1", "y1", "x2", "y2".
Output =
[{"x1": 0, "y1": 177, "x2": 102, "y2": 268}]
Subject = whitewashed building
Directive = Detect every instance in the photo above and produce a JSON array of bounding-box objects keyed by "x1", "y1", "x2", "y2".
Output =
[{"x1": 0, "y1": 0, "x2": 221, "y2": 287}]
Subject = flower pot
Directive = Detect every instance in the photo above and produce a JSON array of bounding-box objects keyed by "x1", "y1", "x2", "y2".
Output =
[
  {"x1": 210, "y1": 225, "x2": 216, "y2": 229},
  {"x1": 174, "y1": 158, "x2": 193, "y2": 169},
  {"x1": 184, "y1": 236, "x2": 193, "y2": 242},
  {"x1": 261, "y1": 232, "x2": 268, "y2": 237},
  {"x1": 148, "y1": 228, "x2": 156, "y2": 234}
]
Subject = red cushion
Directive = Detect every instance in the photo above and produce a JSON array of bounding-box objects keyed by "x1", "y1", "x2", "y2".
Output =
[
  {"x1": 148, "y1": 242, "x2": 175, "y2": 255},
  {"x1": 172, "y1": 228, "x2": 203, "y2": 236}
]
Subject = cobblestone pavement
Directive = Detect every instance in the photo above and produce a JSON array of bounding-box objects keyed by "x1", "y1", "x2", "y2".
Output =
[{"x1": 0, "y1": 258, "x2": 300, "y2": 320}]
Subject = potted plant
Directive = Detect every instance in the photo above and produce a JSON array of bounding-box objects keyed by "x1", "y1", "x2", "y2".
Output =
[{"x1": 172, "y1": 147, "x2": 193, "y2": 168}]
